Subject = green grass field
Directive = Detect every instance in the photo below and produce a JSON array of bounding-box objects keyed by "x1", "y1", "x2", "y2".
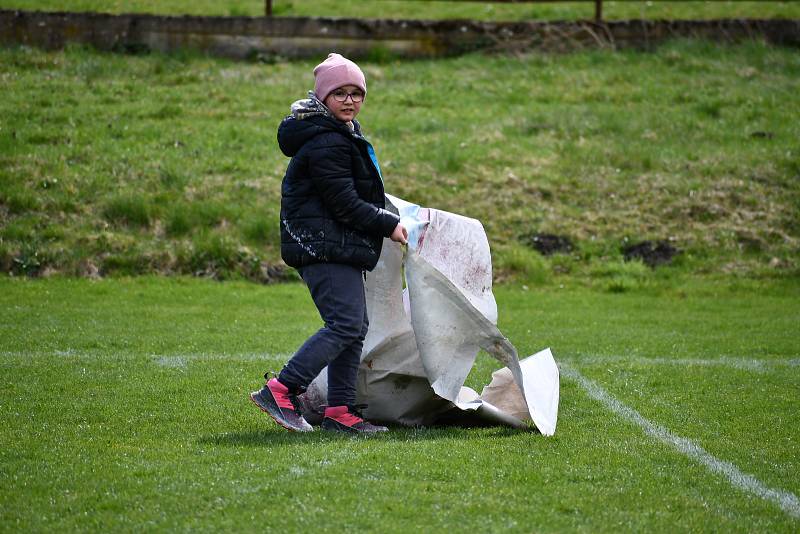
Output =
[
  {"x1": 2, "y1": 5, "x2": 799, "y2": 529},
  {"x1": 2, "y1": 41, "x2": 798, "y2": 283},
  {"x1": 1, "y1": 276, "x2": 798, "y2": 531},
  {"x1": 2, "y1": 0, "x2": 800, "y2": 21}
]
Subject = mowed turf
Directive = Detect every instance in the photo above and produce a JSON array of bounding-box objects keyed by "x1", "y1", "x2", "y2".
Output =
[{"x1": 1, "y1": 276, "x2": 798, "y2": 531}]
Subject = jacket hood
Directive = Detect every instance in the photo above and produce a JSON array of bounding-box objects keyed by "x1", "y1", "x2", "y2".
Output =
[{"x1": 277, "y1": 91, "x2": 362, "y2": 157}]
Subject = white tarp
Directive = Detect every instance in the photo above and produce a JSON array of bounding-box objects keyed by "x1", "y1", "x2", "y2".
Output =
[{"x1": 298, "y1": 195, "x2": 559, "y2": 435}]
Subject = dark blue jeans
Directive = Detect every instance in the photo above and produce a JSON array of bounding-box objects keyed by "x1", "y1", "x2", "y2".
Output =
[{"x1": 278, "y1": 263, "x2": 368, "y2": 407}]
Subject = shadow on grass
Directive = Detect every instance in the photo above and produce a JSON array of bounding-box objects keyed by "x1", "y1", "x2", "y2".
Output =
[{"x1": 201, "y1": 425, "x2": 535, "y2": 448}]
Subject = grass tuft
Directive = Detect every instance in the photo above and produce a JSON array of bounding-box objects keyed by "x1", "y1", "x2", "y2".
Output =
[
  {"x1": 242, "y1": 215, "x2": 277, "y2": 246},
  {"x1": 589, "y1": 259, "x2": 651, "y2": 293},
  {"x1": 186, "y1": 232, "x2": 240, "y2": 278},
  {"x1": 1, "y1": 188, "x2": 41, "y2": 214},
  {"x1": 493, "y1": 244, "x2": 551, "y2": 285},
  {"x1": 102, "y1": 194, "x2": 154, "y2": 228}
]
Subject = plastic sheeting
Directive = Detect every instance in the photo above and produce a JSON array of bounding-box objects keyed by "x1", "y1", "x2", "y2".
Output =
[{"x1": 298, "y1": 196, "x2": 559, "y2": 435}]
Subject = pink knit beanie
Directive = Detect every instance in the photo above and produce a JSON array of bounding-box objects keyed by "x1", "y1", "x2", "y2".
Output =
[{"x1": 313, "y1": 53, "x2": 367, "y2": 102}]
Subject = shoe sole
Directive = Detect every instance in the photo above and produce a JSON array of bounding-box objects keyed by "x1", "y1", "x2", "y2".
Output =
[
  {"x1": 249, "y1": 391, "x2": 312, "y2": 433},
  {"x1": 321, "y1": 419, "x2": 359, "y2": 434},
  {"x1": 321, "y1": 418, "x2": 388, "y2": 434}
]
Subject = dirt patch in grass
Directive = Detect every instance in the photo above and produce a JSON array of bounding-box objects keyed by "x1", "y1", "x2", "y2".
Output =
[
  {"x1": 525, "y1": 233, "x2": 574, "y2": 256},
  {"x1": 622, "y1": 240, "x2": 680, "y2": 268}
]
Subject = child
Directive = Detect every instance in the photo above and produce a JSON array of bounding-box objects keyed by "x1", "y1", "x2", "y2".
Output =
[{"x1": 250, "y1": 53, "x2": 408, "y2": 434}]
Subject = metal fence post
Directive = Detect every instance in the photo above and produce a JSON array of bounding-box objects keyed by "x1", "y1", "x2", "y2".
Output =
[
  {"x1": 595, "y1": 0, "x2": 603, "y2": 23},
  {"x1": 266, "y1": 0, "x2": 273, "y2": 17}
]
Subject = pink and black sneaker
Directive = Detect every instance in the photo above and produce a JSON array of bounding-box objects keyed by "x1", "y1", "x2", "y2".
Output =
[
  {"x1": 250, "y1": 377, "x2": 313, "y2": 433},
  {"x1": 321, "y1": 405, "x2": 388, "y2": 434}
]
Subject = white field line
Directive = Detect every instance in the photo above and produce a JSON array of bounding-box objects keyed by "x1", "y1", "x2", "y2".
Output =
[
  {"x1": 564, "y1": 356, "x2": 800, "y2": 373},
  {"x1": 0, "y1": 350, "x2": 292, "y2": 363},
  {"x1": 4, "y1": 351, "x2": 797, "y2": 373},
  {"x1": 149, "y1": 352, "x2": 293, "y2": 365},
  {"x1": 561, "y1": 364, "x2": 800, "y2": 520}
]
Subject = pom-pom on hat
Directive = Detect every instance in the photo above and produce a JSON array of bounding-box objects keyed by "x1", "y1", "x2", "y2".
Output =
[{"x1": 313, "y1": 53, "x2": 367, "y2": 102}]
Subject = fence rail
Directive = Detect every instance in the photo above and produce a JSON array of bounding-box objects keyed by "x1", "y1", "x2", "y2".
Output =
[
  {"x1": 264, "y1": 0, "x2": 605, "y2": 21},
  {"x1": 4, "y1": 9, "x2": 798, "y2": 60}
]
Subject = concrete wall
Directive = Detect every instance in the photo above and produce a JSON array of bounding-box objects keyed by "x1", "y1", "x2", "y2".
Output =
[{"x1": 1, "y1": 9, "x2": 798, "y2": 59}]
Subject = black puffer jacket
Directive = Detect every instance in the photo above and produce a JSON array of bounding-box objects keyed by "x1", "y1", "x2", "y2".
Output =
[{"x1": 278, "y1": 95, "x2": 399, "y2": 271}]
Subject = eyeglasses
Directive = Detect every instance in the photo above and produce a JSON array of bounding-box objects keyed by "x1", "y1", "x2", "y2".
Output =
[{"x1": 331, "y1": 89, "x2": 365, "y2": 103}]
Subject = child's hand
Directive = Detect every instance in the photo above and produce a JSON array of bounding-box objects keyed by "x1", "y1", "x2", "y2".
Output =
[{"x1": 390, "y1": 223, "x2": 408, "y2": 245}]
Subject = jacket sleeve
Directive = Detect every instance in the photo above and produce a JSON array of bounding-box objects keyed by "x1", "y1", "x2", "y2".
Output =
[{"x1": 307, "y1": 135, "x2": 399, "y2": 238}]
